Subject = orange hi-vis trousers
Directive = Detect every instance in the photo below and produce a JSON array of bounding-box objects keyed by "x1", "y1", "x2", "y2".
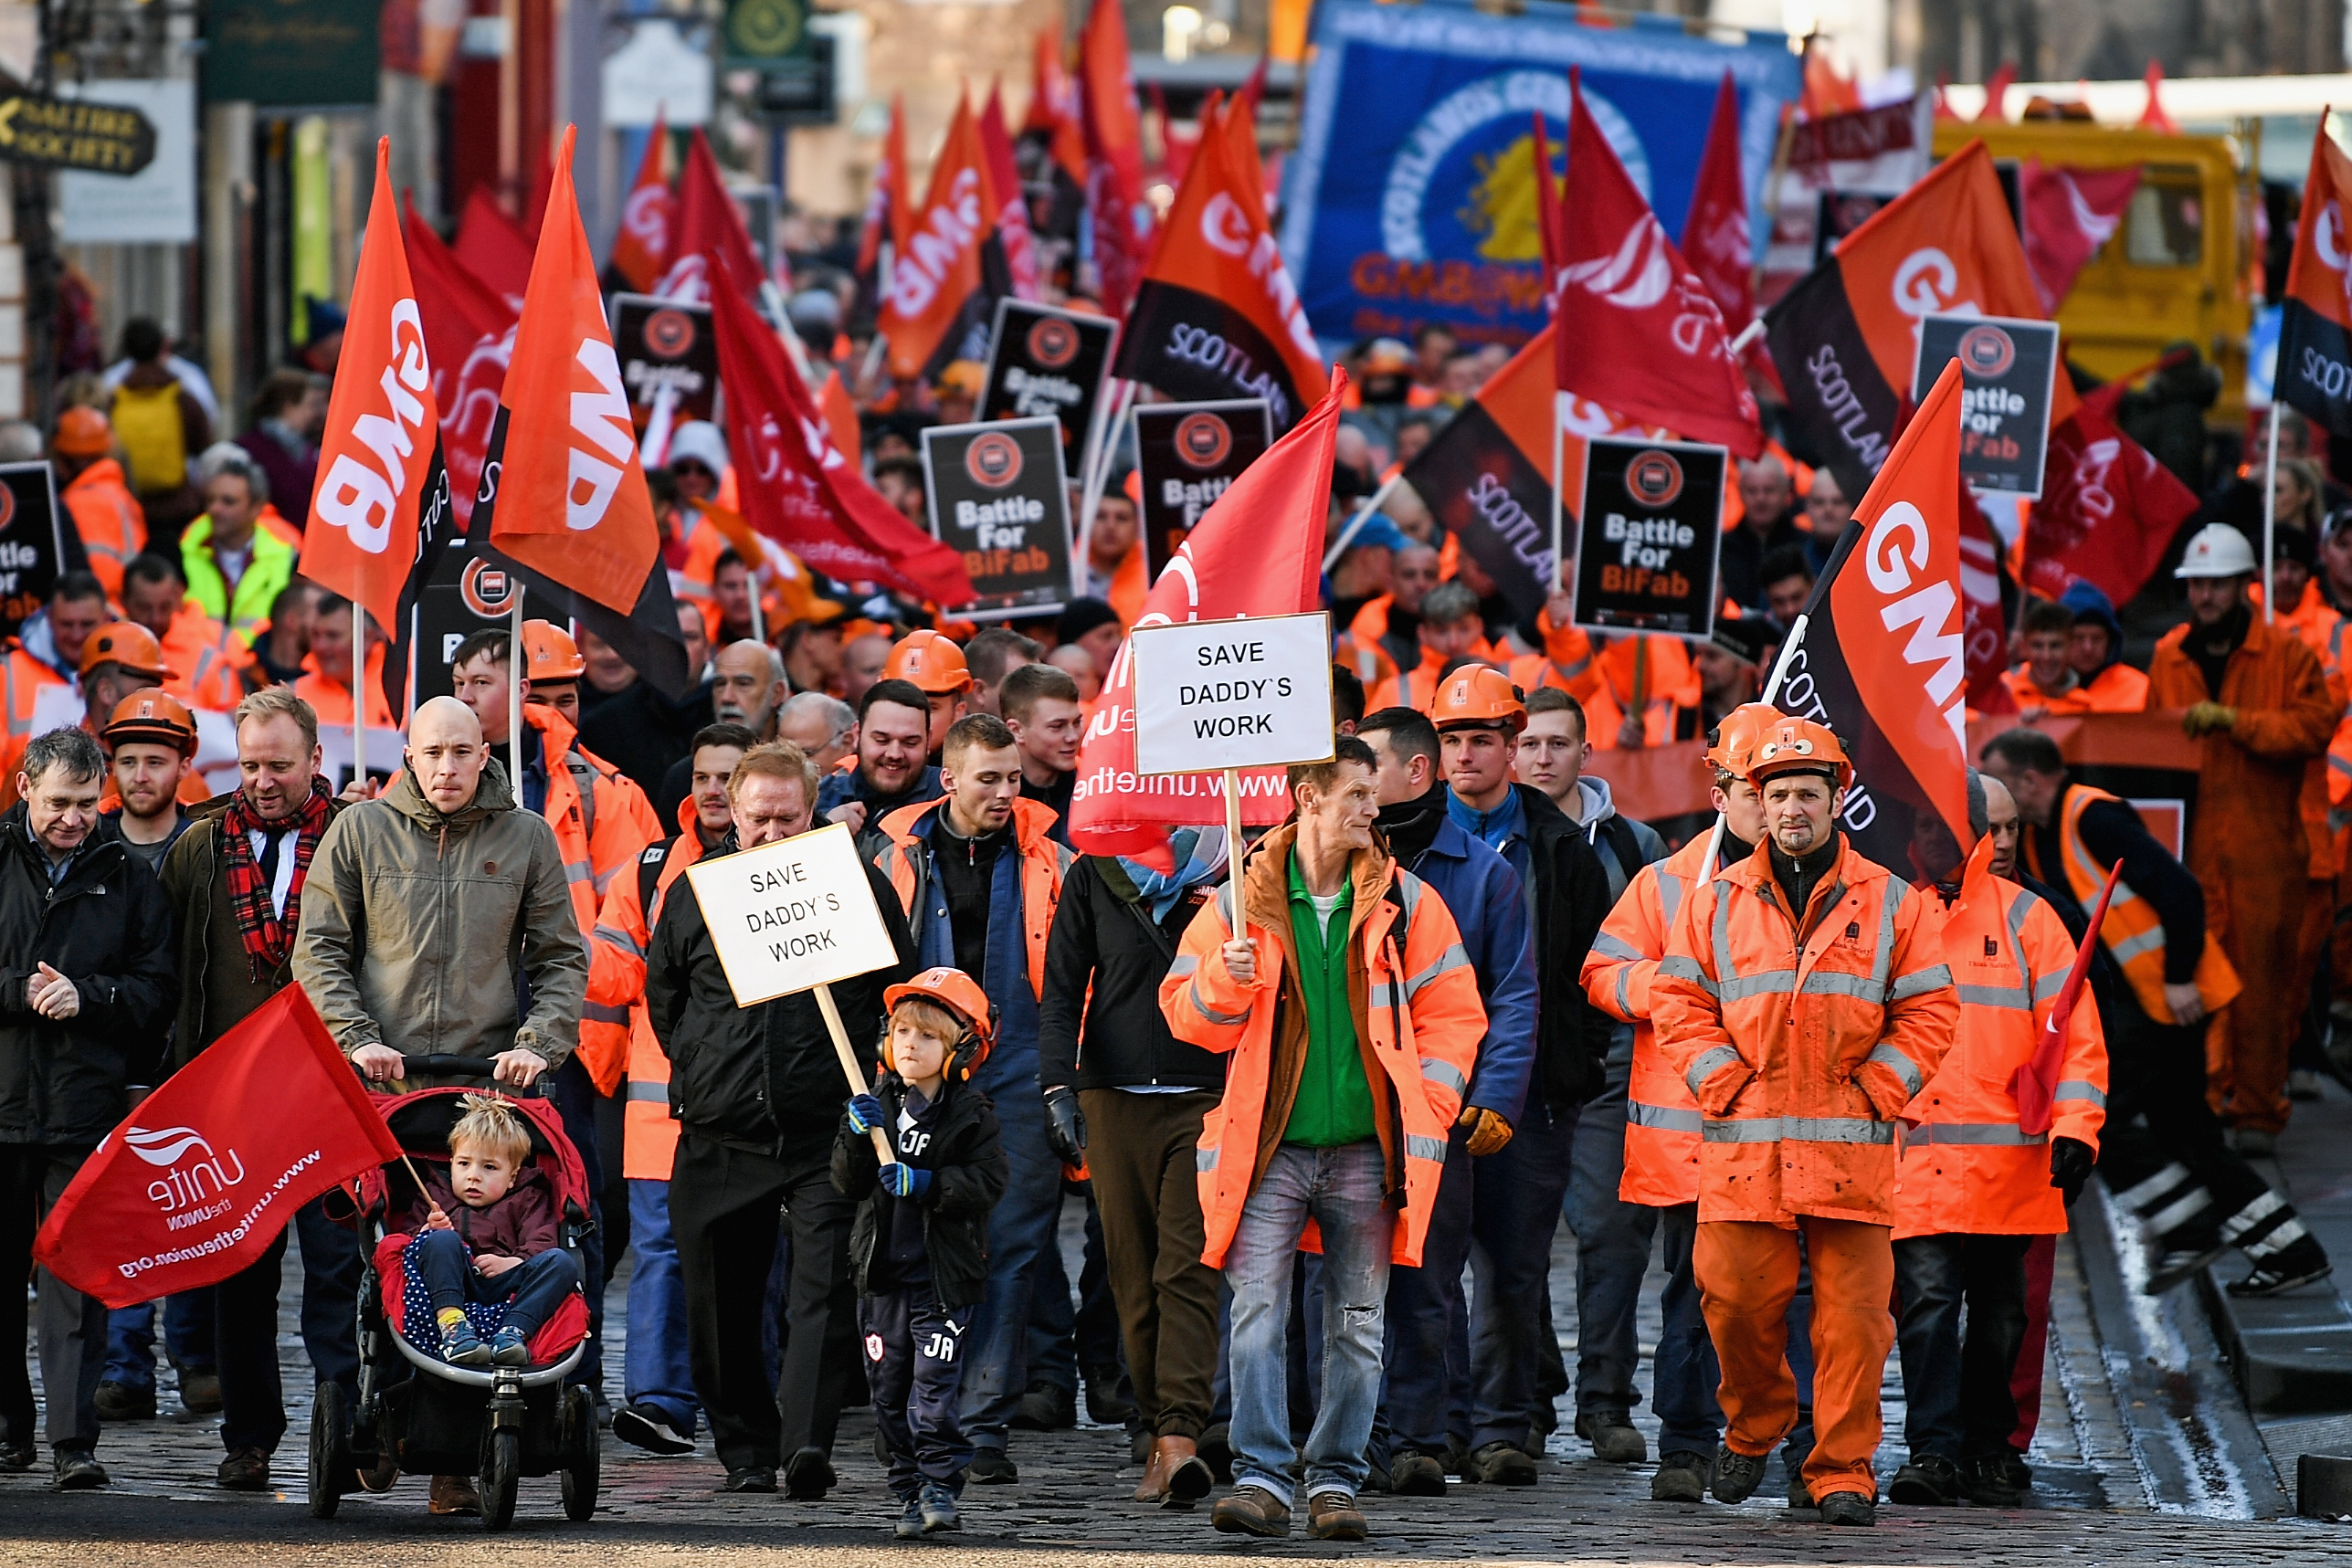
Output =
[{"x1": 1695, "y1": 1215, "x2": 1895, "y2": 1501}]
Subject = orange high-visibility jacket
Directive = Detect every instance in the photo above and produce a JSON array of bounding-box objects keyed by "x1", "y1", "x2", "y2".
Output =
[
  {"x1": 1369, "y1": 638, "x2": 1500, "y2": 716},
  {"x1": 2022, "y1": 782, "x2": 2240, "y2": 1026},
  {"x1": 1159, "y1": 824, "x2": 1486, "y2": 1269},
  {"x1": 1579, "y1": 635, "x2": 1700, "y2": 751},
  {"x1": 293, "y1": 646, "x2": 395, "y2": 730},
  {"x1": 1334, "y1": 595, "x2": 1402, "y2": 689},
  {"x1": 0, "y1": 646, "x2": 68, "y2": 810},
  {"x1": 1893, "y1": 839, "x2": 2107, "y2": 1240},
  {"x1": 2145, "y1": 612, "x2": 2336, "y2": 884},
  {"x1": 1506, "y1": 607, "x2": 1598, "y2": 700},
  {"x1": 588, "y1": 799, "x2": 711, "y2": 1181},
  {"x1": 1652, "y1": 835, "x2": 1957, "y2": 1226},
  {"x1": 2000, "y1": 667, "x2": 2092, "y2": 715},
  {"x1": 62, "y1": 458, "x2": 146, "y2": 603},
  {"x1": 527, "y1": 702, "x2": 664, "y2": 1090},
  {"x1": 160, "y1": 601, "x2": 250, "y2": 712},
  {"x1": 874, "y1": 795, "x2": 1071, "y2": 1003},
  {"x1": 2078, "y1": 661, "x2": 2149, "y2": 711},
  {"x1": 1584, "y1": 831, "x2": 1718, "y2": 1207}
]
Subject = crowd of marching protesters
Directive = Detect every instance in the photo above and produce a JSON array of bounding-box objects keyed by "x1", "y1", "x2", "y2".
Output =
[{"x1": 0, "y1": 309, "x2": 2343, "y2": 1542}]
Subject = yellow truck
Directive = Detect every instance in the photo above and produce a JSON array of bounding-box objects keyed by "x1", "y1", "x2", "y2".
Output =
[{"x1": 1932, "y1": 119, "x2": 2254, "y2": 426}]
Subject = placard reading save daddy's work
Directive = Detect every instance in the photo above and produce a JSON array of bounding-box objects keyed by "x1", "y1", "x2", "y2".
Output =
[
  {"x1": 681, "y1": 822, "x2": 900, "y2": 1007},
  {"x1": 1130, "y1": 612, "x2": 1334, "y2": 777}
]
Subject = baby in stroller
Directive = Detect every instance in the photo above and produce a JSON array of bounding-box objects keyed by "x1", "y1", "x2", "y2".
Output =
[{"x1": 401, "y1": 1095, "x2": 584, "y2": 1368}]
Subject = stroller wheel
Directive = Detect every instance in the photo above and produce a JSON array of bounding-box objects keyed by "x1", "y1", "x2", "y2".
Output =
[
  {"x1": 479, "y1": 1428, "x2": 521, "y2": 1531},
  {"x1": 561, "y1": 1385, "x2": 600, "y2": 1522},
  {"x1": 308, "y1": 1382, "x2": 351, "y2": 1520}
]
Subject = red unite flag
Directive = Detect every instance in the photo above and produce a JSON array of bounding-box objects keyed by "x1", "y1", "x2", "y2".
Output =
[{"x1": 34, "y1": 987, "x2": 405, "y2": 1309}]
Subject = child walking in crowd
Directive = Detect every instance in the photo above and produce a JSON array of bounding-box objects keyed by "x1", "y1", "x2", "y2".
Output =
[
  {"x1": 406, "y1": 1095, "x2": 584, "y2": 1369},
  {"x1": 833, "y1": 968, "x2": 1010, "y2": 1539}
]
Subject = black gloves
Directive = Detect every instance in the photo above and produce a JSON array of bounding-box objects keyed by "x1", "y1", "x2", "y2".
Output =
[
  {"x1": 1043, "y1": 1086, "x2": 1087, "y2": 1164},
  {"x1": 2049, "y1": 1136, "x2": 2094, "y2": 1206}
]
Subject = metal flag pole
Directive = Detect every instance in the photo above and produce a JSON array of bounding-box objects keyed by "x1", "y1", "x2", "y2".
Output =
[
  {"x1": 1761, "y1": 615, "x2": 1808, "y2": 704},
  {"x1": 2263, "y1": 401, "x2": 2280, "y2": 625},
  {"x1": 351, "y1": 596, "x2": 365, "y2": 792},
  {"x1": 509, "y1": 594, "x2": 525, "y2": 790}
]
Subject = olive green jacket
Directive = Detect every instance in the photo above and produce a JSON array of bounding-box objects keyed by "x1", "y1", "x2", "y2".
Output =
[{"x1": 292, "y1": 759, "x2": 586, "y2": 1070}]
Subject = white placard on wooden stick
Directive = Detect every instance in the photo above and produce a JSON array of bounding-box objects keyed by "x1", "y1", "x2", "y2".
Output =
[
  {"x1": 1130, "y1": 612, "x2": 1336, "y2": 779},
  {"x1": 681, "y1": 823, "x2": 901, "y2": 1008}
]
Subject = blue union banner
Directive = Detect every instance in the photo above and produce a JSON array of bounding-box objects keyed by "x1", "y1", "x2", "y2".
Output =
[{"x1": 1281, "y1": 1, "x2": 1799, "y2": 352}]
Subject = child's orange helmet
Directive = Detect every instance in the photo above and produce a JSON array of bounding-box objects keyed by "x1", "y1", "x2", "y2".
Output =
[{"x1": 882, "y1": 966, "x2": 998, "y2": 1080}]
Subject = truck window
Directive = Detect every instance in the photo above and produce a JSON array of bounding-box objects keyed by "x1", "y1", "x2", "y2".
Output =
[{"x1": 2121, "y1": 166, "x2": 2204, "y2": 268}]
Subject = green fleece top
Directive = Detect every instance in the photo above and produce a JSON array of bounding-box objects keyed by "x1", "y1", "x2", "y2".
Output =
[{"x1": 1282, "y1": 851, "x2": 1376, "y2": 1146}]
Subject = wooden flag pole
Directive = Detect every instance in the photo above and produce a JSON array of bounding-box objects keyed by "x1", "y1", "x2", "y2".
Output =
[
  {"x1": 1223, "y1": 765, "x2": 1245, "y2": 870},
  {"x1": 814, "y1": 981, "x2": 897, "y2": 1165}
]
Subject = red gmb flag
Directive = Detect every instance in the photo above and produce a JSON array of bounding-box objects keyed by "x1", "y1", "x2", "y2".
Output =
[
  {"x1": 490, "y1": 123, "x2": 660, "y2": 615},
  {"x1": 609, "y1": 112, "x2": 676, "y2": 294},
  {"x1": 1079, "y1": 0, "x2": 1150, "y2": 318},
  {"x1": 1113, "y1": 91, "x2": 1326, "y2": 431},
  {"x1": 980, "y1": 83, "x2": 1042, "y2": 301},
  {"x1": 1068, "y1": 370, "x2": 1345, "y2": 859},
  {"x1": 1776, "y1": 359, "x2": 1976, "y2": 878},
  {"x1": 712, "y1": 256, "x2": 973, "y2": 605},
  {"x1": 2020, "y1": 159, "x2": 2139, "y2": 314},
  {"x1": 1551, "y1": 69, "x2": 1762, "y2": 458},
  {"x1": 34, "y1": 985, "x2": 405, "y2": 1310},
  {"x1": 880, "y1": 96, "x2": 1007, "y2": 382},
  {"x1": 2020, "y1": 374, "x2": 2197, "y2": 607},
  {"x1": 301, "y1": 137, "x2": 442, "y2": 637},
  {"x1": 657, "y1": 129, "x2": 773, "y2": 310},
  {"x1": 2277, "y1": 117, "x2": 2352, "y2": 437}
]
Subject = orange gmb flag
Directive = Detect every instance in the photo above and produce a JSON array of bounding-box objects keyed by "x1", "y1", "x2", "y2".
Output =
[
  {"x1": 490, "y1": 124, "x2": 659, "y2": 616},
  {"x1": 1777, "y1": 358, "x2": 1975, "y2": 876},
  {"x1": 609, "y1": 111, "x2": 675, "y2": 294},
  {"x1": 2276, "y1": 117, "x2": 2352, "y2": 437},
  {"x1": 1111, "y1": 90, "x2": 1326, "y2": 431},
  {"x1": 880, "y1": 95, "x2": 1005, "y2": 382},
  {"x1": 302, "y1": 138, "x2": 442, "y2": 635}
]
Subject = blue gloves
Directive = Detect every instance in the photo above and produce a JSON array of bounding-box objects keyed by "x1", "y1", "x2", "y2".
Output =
[
  {"x1": 880, "y1": 1163, "x2": 932, "y2": 1200},
  {"x1": 846, "y1": 1093, "x2": 885, "y2": 1134}
]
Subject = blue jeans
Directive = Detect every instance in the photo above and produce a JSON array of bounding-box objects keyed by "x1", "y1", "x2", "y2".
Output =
[
  {"x1": 104, "y1": 1292, "x2": 215, "y2": 1389},
  {"x1": 1566, "y1": 1052, "x2": 1659, "y2": 1418},
  {"x1": 412, "y1": 1230, "x2": 583, "y2": 1337},
  {"x1": 1225, "y1": 1142, "x2": 1393, "y2": 1506},
  {"x1": 1465, "y1": 1099, "x2": 1577, "y2": 1450},
  {"x1": 955, "y1": 1049, "x2": 1062, "y2": 1452},
  {"x1": 626, "y1": 1179, "x2": 701, "y2": 1435}
]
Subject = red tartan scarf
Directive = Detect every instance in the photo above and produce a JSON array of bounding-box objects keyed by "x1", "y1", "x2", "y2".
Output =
[{"x1": 219, "y1": 778, "x2": 333, "y2": 980}]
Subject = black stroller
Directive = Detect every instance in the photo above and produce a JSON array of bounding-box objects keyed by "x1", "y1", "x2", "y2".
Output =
[{"x1": 311, "y1": 1058, "x2": 598, "y2": 1530}]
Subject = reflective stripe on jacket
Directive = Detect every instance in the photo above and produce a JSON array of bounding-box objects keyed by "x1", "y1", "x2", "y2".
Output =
[
  {"x1": 532, "y1": 703, "x2": 663, "y2": 1092},
  {"x1": 874, "y1": 795, "x2": 1071, "y2": 1005},
  {"x1": 1158, "y1": 823, "x2": 1486, "y2": 1269},
  {"x1": 1583, "y1": 832, "x2": 1713, "y2": 1207},
  {"x1": 1893, "y1": 839, "x2": 2107, "y2": 1239},
  {"x1": 1651, "y1": 834, "x2": 1957, "y2": 1226},
  {"x1": 2029, "y1": 783, "x2": 2240, "y2": 1025},
  {"x1": 588, "y1": 799, "x2": 708, "y2": 1180}
]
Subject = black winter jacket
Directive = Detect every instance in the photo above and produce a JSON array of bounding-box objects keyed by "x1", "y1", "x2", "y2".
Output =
[
  {"x1": 1038, "y1": 856, "x2": 1226, "y2": 1092},
  {"x1": 644, "y1": 838, "x2": 916, "y2": 1156},
  {"x1": 1511, "y1": 784, "x2": 1617, "y2": 1111},
  {"x1": 831, "y1": 1070, "x2": 1008, "y2": 1310},
  {"x1": 0, "y1": 805, "x2": 177, "y2": 1146}
]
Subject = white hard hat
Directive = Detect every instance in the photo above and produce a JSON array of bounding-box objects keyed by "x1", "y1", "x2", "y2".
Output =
[
  {"x1": 667, "y1": 420, "x2": 730, "y2": 475},
  {"x1": 2173, "y1": 523, "x2": 2257, "y2": 580}
]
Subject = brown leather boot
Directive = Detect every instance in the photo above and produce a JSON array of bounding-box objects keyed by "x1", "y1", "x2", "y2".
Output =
[
  {"x1": 428, "y1": 1474, "x2": 481, "y2": 1515},
  {"x1": 1134, "y1": 1438, "x2": 1174, "y2": 1503},
  {"x1": 1162, "y1": 1436, "x2": 1214, "y2": 1507}
]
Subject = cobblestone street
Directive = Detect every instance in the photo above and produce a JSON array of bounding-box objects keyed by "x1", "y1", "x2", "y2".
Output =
[{"x1": 10, "y1": 1191, "x2": 2352, "y2": 1565}]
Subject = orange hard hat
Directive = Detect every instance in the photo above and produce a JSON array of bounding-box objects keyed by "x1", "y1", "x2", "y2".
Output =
[
  {"x1": 1703, "y1": 701, "x2": 1785, "y2": 778},
  {"x1": 102, "y1": 687, "x2": 197, "y2": 754},
  {"x1": 882, "y1": 966, "x2": 997, "y2": 1080},
  {"x1": 1429, "y1": 665, "x2": 1525, "y2": 735},
  {"x1": 521, "y1": 619, "x2": 586, "y2": 682},
  {"x1": 884, "y1": 628, "x2": 973, "y2": 695},
  {"x1": 53, "y1": 405, "x2": 112, "y2": 458},
  {"x1": 1746, "y1": 716, "x2": 1853, "y2": 792},
  {"x1": 79, "y1": 621, "x2": 174, "y2": 680}
]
